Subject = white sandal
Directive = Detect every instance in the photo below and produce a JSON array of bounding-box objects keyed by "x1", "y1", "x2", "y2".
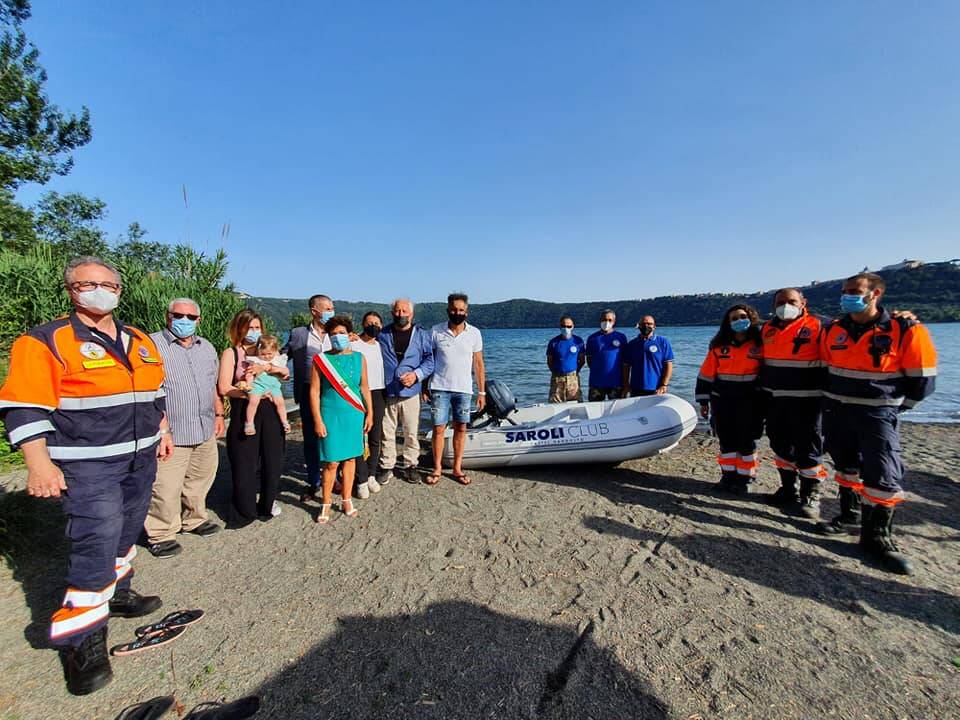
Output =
[
  {"x1": 342, "y1": 499, "x2": 358, "y2": 518},
  {"x1": 315, "y1": 503, "x2": 331, "y2": 524}
]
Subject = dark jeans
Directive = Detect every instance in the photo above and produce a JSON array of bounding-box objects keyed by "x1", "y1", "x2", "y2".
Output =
[
  {"x1": 298, "y1": 388, "x2": 321, "y2": 490},
  {"x1": 357, "y1": 389, "x2": 385, "y2": 481},
  {"x1": 226, "y1": 397, "x2": 284, "y2": 523}
]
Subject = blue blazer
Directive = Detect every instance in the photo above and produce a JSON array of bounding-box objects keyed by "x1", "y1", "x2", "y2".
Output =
[
  {"x1": 379, "y1": 325, "x2": 435, "y2": 398},
  {"x1": 282, "y1": 325, "x2": 311, "y2": 404}
]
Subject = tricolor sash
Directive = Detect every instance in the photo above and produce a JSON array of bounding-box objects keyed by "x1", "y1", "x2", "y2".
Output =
[{"x1": 313, "y1": 353, "x2": 365, "y2": 413}]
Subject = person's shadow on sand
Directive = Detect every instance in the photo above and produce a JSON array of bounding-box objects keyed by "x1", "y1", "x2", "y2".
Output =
[
  {"x1": 251, "y1": 600, "x2": 669, "y2": 720},
  {"x1": 582, "y1": 515, "x2": 960, "y2": 636},
  {"x1": 0, "y1": 490, "x2": 69, "y2": 649}
]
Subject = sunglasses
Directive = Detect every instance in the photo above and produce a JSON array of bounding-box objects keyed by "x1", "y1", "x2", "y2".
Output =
[{"x1": 170, "y1": 312, "x2": 199, "y2": 320}]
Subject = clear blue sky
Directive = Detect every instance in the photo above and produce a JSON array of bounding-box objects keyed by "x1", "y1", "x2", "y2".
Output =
[{"x1": 19, "y1": 1, "x2": 960, "y2": 304}]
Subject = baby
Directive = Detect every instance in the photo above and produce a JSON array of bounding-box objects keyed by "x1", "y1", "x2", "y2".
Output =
[{"x1": 241, "y1": 335, "x2": 291, "y2": 435}]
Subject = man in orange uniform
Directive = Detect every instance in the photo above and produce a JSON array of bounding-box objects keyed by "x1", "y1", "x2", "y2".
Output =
[
  {"x1": 759, "y1": 288, "x2": 828, "y2": 518},
  {"x1": 0, "y1": 257, "x2": 173, "y2": 695},
  {"x1": 819, "y1": 272, "x2": 936, "y2": 575}
]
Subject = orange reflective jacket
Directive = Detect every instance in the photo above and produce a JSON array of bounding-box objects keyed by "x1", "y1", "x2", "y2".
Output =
[
  {"x1": 759, "y1": 312, "x2": 826, "y2": 397},
  {"x1": 0, "y1": 314, "x2": 166, "y2": 469},
  {"x1": 695, "y1": 340, "x2": 763, "y2": 402},
  {"x1": 820, "y1": 309, "x2": 937, "y2": 408}
]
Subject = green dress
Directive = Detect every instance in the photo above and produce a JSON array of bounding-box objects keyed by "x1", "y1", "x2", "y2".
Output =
[{"x1": 318, "y1": 351, "x2": 365, "y2": 463}]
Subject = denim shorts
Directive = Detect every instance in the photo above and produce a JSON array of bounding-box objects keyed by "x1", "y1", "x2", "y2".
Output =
[{"x1": 430, "y1": 390, "x2": 472, "y2": 426}]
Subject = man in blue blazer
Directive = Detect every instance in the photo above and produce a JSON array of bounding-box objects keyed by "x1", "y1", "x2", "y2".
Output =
[
  {"x1": 282, "y1": 294, "x2": 333, "y2": 496},
  {"x1": 378, "y1": 298, "x2": 434, "y2": 483}
]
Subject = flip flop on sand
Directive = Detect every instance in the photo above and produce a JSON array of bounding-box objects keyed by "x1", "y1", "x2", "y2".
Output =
[
  {"x1": 424, "y1": 470, "x2": 442, "y2": 485},
  {"x1": 135, "y1": 609, "x2": 204, "y2": 638},
  {"x1": 114, "y1": 695, "x2": 175, "y2": 720},
  {"x1": 110, "y1": 625, "x2": 187, "y2": 657},
  {"x1": 452, "y1": 472, "x2": 471, "y2": 486},
  {"x1": 183, "y1": 696, "x2": 261, "y2": 719}
]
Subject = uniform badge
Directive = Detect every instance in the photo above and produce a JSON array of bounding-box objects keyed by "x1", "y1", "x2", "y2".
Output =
[
  {"x1": 139, "y1": 346, "x2": 150, "y2": 357},
  {"x1": 649, "y1": 345, "x2": 658, "y2": 353},
  {"x1": 612, "y1": 340, "x2": 620, "y2": 347},
  {"x1": 79, "y1": 342, "x2": 106, "y2": 360},
  {"x1": 835, "y1": 332, "x2": 848, "y2": 343},
  {"x1": 798, "y1": 328, "x2": 812, "y2": 338},
  {"x1": 749, "y1": 346, "x2": 761, "y2": 356},
  {"x1": 569, "y1": 346, "x2": 578, "y2": 353}
]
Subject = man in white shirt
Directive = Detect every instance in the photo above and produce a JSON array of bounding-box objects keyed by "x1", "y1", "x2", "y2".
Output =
[
  {"x1": 351, "y1": 311, "x2": 386, "y2": 499},
  {"x1": 425, "y1": 293, "x2": 485, "y2": 486}
]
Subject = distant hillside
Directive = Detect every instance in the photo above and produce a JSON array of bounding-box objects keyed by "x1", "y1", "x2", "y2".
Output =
[{"x1": 247, "y1": 260, "x2": 960, "y2": 331}]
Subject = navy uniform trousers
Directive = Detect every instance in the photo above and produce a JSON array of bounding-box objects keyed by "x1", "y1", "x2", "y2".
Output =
[
  {"x1": 766, "y1": 396, "x2": 824, "y2": 471},
  {"x1": 823, "y1": 401, "x2": 904, "y2": 500},
  {"x1": 53, "y1": 448, "x2": 157, "y2": 646}
]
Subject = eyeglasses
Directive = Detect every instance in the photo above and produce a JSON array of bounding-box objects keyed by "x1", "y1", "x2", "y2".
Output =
[
  {"x1": 70, "y1": 281, "x2": 121, "y2": 292},
  {"x1": 170, "y1": 312, "x2": 199, "y2": 320}
]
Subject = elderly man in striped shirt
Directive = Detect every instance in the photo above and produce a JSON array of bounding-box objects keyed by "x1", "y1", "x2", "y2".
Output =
[{"x1": 145, "y1": 297, "x2": 226, "y2": 558}]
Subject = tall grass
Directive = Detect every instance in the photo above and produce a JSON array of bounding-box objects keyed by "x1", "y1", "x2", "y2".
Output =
[{"x1": 0, "y1": 244, "x2": 244, "y2": 353}]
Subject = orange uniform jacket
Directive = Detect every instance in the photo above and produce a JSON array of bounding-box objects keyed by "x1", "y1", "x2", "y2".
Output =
[
  {"x1": 695, "y1": 340, "x2": 763, "y2": 402},
  {"x1": 0, "y1": 314, "x2": 166, "y2": 472},
  {"x1": 820, "y1": 309, "x2": 936, "y2": 409},
  {"x1": 758, "y1": 312, "x2": 826, "y2": 397}
]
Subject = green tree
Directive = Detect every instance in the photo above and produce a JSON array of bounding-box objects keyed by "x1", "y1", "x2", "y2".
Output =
[
  {"x1": 113, "y1": 222, "x2": 175, "y2": 269},
  {"x1": 0, "y1": 1, "x2": 92, "y2": 191},
  {"x1": 33, "y1": 190, "x2": 108, "y2": 256}
]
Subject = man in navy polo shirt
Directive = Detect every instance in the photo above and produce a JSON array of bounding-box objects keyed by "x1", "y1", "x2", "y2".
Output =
[
  {"x1": 585, "y1": 309, "x2": 628, "y2": 401},
  {"x1": 622, "y1": 315, "x2": 674, "y2": 396},
  {"x1": 546, "y1": 315, "x2": 585, "y2": 402}
]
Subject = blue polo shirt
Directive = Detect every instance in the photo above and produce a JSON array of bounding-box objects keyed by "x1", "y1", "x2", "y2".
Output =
[
  {"x1": 585, "y1": 330, "x2": 628, "y2": 388},
  {"x1": 546, "y1": 334, "x2": 585, "y2": 374},
  {"x1": 624, "y1": 334, "x2": 675, "y2": 392}
]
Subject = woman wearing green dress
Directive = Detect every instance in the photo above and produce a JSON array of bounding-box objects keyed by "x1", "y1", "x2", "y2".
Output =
[{"x1": 309, "y1": 316, "x2": 373, "y2": 524}]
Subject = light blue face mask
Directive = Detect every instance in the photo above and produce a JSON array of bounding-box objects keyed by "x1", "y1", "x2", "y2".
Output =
[
  {"x1": 330, "y1": 333, "x2": 350, "y2": 351},
  {"x1": 561, "y1": 327, "x2": 573, "y2": 338},
  {"x1": 840, "y1": 294, "x2": 869, "y2": 314},
  {"x1": 320, "y1": 310, "x2": 335, "y2": 323},
  {"x1": 171, "y1": 317, "x2": 197, "y2": 339},
  {"x1": 244, "y1": 329, "x2": 261, "y2": 344},
  {"x1": 730, "y1": 318, "x2": 751, "y2": 333}
]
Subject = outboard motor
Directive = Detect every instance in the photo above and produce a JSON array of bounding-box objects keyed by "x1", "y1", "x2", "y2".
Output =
[{"x1": 471, "y1": 378, "x2": 518, "y2": 427}]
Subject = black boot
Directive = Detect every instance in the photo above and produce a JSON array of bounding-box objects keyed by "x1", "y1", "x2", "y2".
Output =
[
  {"x1": 860, "y1": 504, "x2": 913, "y2": 575},
  {"x1": 109, "y1": 588, "x2": 162, "y2": 618},
  {"x1": 798, "y1": 478, "x2": 821, "y2": 520},
  {"x1": 717, "y1": 470, "x2": 738, "y2": 491},
  {"x1": 59, "y1": 626, "x2": 113, "y2": 696},
  {"x1": 816, "y1": 486, "x2": 861, "y2": 534},
  {"x1": 183, "y1": 696, "x2": 261, "y2": 719},
  {"x1": 768, "y1": 469, "x2": 799, "y2": 508}
]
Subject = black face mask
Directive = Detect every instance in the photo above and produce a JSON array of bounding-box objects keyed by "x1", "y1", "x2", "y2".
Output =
[
  {"x1": 364, "y1": 324, "x2": 381, "y2": 338},
  {"x1": 393, "y1": 316, "x2": 411, "y2": 328},
  {"x1": 640, "y1": 325, "x2": 654, "y2": 336},
  {"x1": 448, "y1": 313, "x2": 467, "y2": 326}
]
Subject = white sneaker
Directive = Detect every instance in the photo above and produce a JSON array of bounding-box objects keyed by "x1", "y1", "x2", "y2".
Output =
[
  {"x1": 357, "y1": 481, "x2": 370, "y2": 500},
  {"x1": 271, "y1": 501, "x2": 282, "y2": 517},
  {"x1": 367, "y1": 476, "x2": 381, "y2": 494}
]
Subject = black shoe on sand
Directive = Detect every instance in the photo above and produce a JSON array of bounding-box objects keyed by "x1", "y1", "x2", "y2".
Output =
[
  {"x1": 114, "y1": 695, "x2": 175, "y2": 720},
  {"x1": 109, "y1": 589, "x2": 162, "y2": 618},
  {"x1": 60, "y1": 627, "x2": 112, "y2": 696},
  {"x1": 186, "y1": 521, "x2": 221, "y2": 537},
  {"x1": 184, "y1": 696, "x2": 261, "y2": 719},
  {"x1": 148, "y1": 540, "x2": 182, "y2": 559}
]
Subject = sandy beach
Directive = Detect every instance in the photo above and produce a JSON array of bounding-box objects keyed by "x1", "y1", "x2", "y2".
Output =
[{"x1": 0, "y1": 421, "x2": 957, "y2": 720}]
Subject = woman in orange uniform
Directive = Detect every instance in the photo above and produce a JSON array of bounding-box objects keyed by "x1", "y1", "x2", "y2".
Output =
[{"x1": 695, "y1": 304, "x2": 764, "y2": 493}]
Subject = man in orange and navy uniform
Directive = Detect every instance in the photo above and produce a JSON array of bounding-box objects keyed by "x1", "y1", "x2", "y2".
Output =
[
  {"x1": 0, "y1": 257, "x2": 173, "y2": 695},
  {"x1": 759, "y1": 288, "x2": 828, "y2": 519},
  {"x1": 818, "y1": 272, "x2": 936, "y2": 575},
  {"x1": 695, "y1": 306, "x2": 765, "y2": 493}
]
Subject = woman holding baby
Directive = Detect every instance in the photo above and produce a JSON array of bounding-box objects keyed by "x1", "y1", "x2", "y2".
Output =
[{"x1": 218, "y1": 308, "x2": 290, "y2": 528}]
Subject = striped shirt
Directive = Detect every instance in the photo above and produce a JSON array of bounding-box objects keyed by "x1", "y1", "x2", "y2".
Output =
[{"x1": 150, "y1": 329, "x2": 220, "y2": 446}]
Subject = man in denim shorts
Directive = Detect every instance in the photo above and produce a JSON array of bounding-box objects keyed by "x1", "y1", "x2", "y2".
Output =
[{"x1": 425, "y1": 293, "x2": 486, "y2": 486}]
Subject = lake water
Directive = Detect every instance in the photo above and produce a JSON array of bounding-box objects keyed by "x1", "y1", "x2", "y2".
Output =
[{"x1": 285, "y1": 322, "x2": 960, "y2": 424}]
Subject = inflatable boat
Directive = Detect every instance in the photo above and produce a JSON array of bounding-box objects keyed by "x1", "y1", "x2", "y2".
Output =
[{"x1": 432, "y1": 380, "x2": 698, "y2": 469}]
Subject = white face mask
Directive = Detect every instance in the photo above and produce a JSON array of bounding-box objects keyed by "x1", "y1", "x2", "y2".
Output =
[
  {"x1": 600, "y1": 321, "x2": 613, "y2": 332},
  {"x1": 77, "y1": 287, "x2": 119, "y2": 313},
  {"x1": 775, "y1": 303, "x2": 801, "y2": 321}
]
